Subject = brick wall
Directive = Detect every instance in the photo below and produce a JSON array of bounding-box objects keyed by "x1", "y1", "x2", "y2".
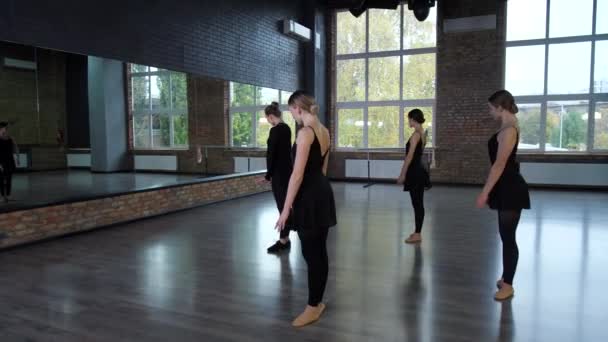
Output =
[
  {"x1": 431, "y1": 1, "x2": 506, "y2": 184},
  {"x1": 0, "y1": 173, "x2": 270, "y2": 249},
  {"x1": 177, "y1": 76, "x2": 229, "y2": 173},
  {"x1": 0, "y1": 0, "x2": 307, "y2": 92}
]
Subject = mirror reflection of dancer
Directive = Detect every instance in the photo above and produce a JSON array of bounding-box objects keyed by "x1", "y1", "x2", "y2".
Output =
[
  {"x1": 398, "y1": 109, "x2": 431, "y2": 244},
  {"x1": 476, "y1": 90, "x2": 530, "y2": 301},
  {"x1": 259, "y1": 102, "x2": 294, "y2": 253},
  {"x1": 0, "y1": 122, "x2": 19, "y2": 203},
  {"x1": 276, "y1": 91, "x2": 336, "y2": 328}
]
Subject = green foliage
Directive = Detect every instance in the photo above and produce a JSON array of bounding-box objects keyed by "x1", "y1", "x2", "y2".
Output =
[
  {"x1": 403, "y1": 54, "x2": 435, "y2": 100},
  {"x1": 133, "y1": 116, "x2": 150, "y2": 148},
  {"x1": 337, "y1": 109, "x2": 364, "y2": 148},
  {"x1": 518, "y1": 107, "x2": 542, "y2": 145},
  {"x1": 369, "y1": 106, "x2": 400, "y2": 148},
  {"x1": 256, "y1": 111, "x2": 270, "y2": 148},
  {"x1": 595, "y1": 104, "x2": 608, "y2": 149},
  {"x1": 174, "y1": 115, "x2": 188, "y2": 146},
  {"x1": 232, "y1": 112, "x2": 252, "y2": 147},
  {"x1": 132, "y1": 66, "x2": 189, "y2": 149},
  {"x1": 336, "y1": 12, "x2": 366, "y2": 54},
  {"x1": 546, "y1": 106, "x2": 587, "y2": 150},
  {"x1": 157, "y1": 114, "x2": 171, "y2": 147},
  {"x1": 336, "y1": 7, "x2": 436, "y2": 148}
]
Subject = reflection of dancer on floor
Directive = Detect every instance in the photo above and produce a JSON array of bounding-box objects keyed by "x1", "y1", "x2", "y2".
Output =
[
  {"x1": 259, "y1": 102, "x2": 294, "y2": 254},
  {"x1": 476, "y1": 90, "x2": 530, "y2": 301},
  {"x1": 0, "y1": 122, "x2": 19, "y2": 203},
  {"x1": 397, "y1": 109, "x2": 431, "y2": 244},
  {"x1": 275, "y1": 91, "x2": 337, "y2": 328},
  {"x1": 404, "y1": 246, "x2": 424, "y2": 340}
]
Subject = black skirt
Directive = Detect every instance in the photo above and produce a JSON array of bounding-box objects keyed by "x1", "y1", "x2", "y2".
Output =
[
  {"x1": 292, "y1": 175, "x2": 337, "y2": 234},
  {"x1": 403, "y1": 165, "x2": 431, "y2": 192},
  {"x1": 488, "y1": 174, "x2": 531, "y2": 210}
]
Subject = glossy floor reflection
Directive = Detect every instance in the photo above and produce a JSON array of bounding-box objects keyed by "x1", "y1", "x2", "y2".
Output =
[{"x1": 0, "y1": 183, "x2": 607, "y2": 341}]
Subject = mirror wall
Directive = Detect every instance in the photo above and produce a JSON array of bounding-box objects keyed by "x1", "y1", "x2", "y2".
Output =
[{"x1": 0, "y1": 40, "x2": 294, "y2": 212}]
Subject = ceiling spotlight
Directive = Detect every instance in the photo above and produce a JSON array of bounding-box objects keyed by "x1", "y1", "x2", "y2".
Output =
[
  {"x1": 349, "y1": 0, "x2": 399, "y2": 18},
  {"x1": 349, "y1": 0, "x2": 367, "y2": 17},
  {"x1": 408, "y1": 0, "x2": 436, "y2": 22}
]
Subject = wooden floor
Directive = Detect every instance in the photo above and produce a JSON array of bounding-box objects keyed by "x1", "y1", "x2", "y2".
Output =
[{"x1": 1, "y1": 183, "x2": 607, "y2": 341}]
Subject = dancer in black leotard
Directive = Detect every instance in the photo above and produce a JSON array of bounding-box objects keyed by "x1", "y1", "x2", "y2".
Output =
[
  {"x1": 261, "y1": 102, "x2": 294, "y2": 253},
  {"x1": 476, "y1": 90, "x2": 530, "y2": 301},
  {"x1": 398, "y1": 109, "x2": 431, "y2": 244},
  {"x1": 275, "y1": 91, "x2": 336, "y2": 327},
  {"x1": 0, "y1": 122, "x2": 19, "y2": 203}
]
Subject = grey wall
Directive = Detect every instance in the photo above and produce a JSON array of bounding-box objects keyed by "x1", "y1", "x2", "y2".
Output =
[
  {"x1": 0, "y1": 0, "x2": 310, "y2": 92},
  {"x1": 66, "y1": 53, "x2": 90, "y2": 149},
  {"x1": 88, "y1": 56, "x2": 129, "y2": 172}
]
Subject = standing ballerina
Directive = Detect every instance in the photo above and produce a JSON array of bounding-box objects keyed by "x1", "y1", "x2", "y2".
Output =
[
  {"x1": 261, "y1": 101, "x2": 294, "y2": 253},
  {"x1": 398, "y1": 109, "x2": 431, "y2": 244},
  {"x1": 0, "y1": 122, "x2": 19, "y2": 203},
  {"x1": 276, "y1": 90, "x2": 336, "y2": 327},
  {"x1": 476, "y1": 90, "x2": 530, "y2": 301}
]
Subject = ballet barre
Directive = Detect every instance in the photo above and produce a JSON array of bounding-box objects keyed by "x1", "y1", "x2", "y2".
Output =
[{"x1": 341, "y1": 147, "x2": 436, "y2": 188}]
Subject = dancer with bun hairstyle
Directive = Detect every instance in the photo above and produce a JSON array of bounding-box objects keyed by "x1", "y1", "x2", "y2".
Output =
[
  {"x1": 398, "y1": 109, "x2": 431, "y2": 244},
  {"x1": 275, "y1": 91, "x2": 336, "y2": 327},
  {"x1": 476, "y1": 90, "x2": 530, "y2": 301},
  {"x1": 261, "y1": 101, "x2": 295, "y2": 253}
]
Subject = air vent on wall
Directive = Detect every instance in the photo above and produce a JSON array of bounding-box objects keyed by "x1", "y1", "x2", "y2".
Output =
[
  {"x1": 3, "y1": 57, "x2": 37, "y2": 70},
  {"x1": 282, "y1": 19, "x2": 311, "y2": 42}
]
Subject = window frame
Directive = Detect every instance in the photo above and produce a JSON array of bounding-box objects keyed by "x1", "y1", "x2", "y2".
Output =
[
  {"x1": 130, "y1": 65, "x2": 189, "y2": 150},
  {"x1": 505, "y1": 0, "x2": 608, "y2": 153},
  {"x1": 228, "y1": 83, "x2": 296, "y2": 148},
  {"x1": 334, "y1": 5, "x2": 437, "y2": 151}
]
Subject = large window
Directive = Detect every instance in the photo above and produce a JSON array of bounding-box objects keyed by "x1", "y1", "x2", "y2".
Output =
[
  {"x1": 130, "y1": 64, "x2": 188, "y2": 149},
  {"x1": 335, "y1": 5, "x2": 436, "y2": 149},
  {"x1": 506, "y1": 0, "x2": 608, "y2": 152},
  {"x1": 229, "y1": 82, "x2": 296, "y2": 148}
]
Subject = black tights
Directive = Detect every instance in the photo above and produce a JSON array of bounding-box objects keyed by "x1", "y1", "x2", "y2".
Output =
[
  {"x1": 498, "y1": 210, "x2": 521, "y2": 285},
  {"x1": 409, "y1": 187, "x2": 425, "y2": 233},
  {"x1": 0, "y1": 170, "x2": 12, "y2": 197},
  {"x1": 298, "y1": 228, "x2": 329, "y2": 306},
  {"x1": 272, "y1": 178, "x2": 291, "y2": 239}
]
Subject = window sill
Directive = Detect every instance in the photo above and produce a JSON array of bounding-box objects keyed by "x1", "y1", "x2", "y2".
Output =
[
  {"x1": 132, "y1": 148, "x2": 190, "y2": 154},
  {"x1": 223, "y1": 147, "x2": 268, "y2": 151},
  {"x1": 518, "y1": 151, "x2": 608, "y2": 156},
  {"x1": 334, "y1": 147, "x2": 435, "y2": 153},
  {"x1": 518, "y1": 152, "x2": 608, "y2": 163}
]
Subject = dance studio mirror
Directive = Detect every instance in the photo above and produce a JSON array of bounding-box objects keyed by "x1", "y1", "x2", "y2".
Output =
[{"x1": 0, "y1": 40, "x2": 285, "y2": 213}]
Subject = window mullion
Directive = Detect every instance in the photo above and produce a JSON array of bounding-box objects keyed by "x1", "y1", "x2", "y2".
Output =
[
  {"x1": 148, "y1": 75, "x2": 153, "y2": 148},
  {"x1": 539, "y1": 101, "x2": 547, "y2": 152},
  {"x1": 541, "y1": 0, "x2": 550, "y2": 152},
  {"x1": 589, "y1": 101, "x2": 596, "y2": 150},
  {"x1": 399, "y1": 105, "x2": 404, "y2": 147}
]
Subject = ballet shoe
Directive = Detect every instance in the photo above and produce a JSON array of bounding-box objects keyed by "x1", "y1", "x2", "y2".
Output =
[
  {"x1": 494, "y1": 284, "x2": 514, "y2": 301},
  {"x1": 405, "y1": 233, "x2": 422, "y2": 244},
  {"x1": 292, "y1": 303, "x2": 325, "y2": 327}
]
